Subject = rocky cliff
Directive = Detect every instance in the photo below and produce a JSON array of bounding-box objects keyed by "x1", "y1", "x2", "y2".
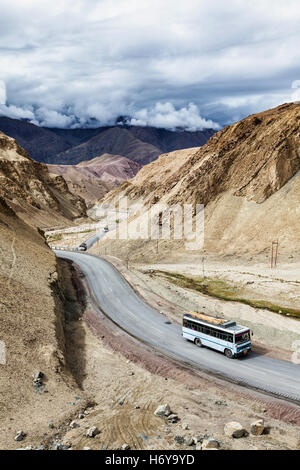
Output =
[{"x1": 0, "y1": 132, "x2": 86, "y2": 228}]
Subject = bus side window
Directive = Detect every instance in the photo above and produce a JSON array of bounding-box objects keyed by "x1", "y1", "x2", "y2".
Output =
[{"x1": 228, "y1": 335, "x2": 233, "y2": 343}]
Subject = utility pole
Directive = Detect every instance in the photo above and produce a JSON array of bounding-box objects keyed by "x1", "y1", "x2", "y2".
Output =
[
  {"x1": 271, "y1": 240, "x2": 279, "y2": 268},
  {"x1": 202, "y1": 256, "x2": 205, "y2": 279}
]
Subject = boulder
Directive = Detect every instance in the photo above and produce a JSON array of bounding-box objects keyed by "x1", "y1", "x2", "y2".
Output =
[
  {"x1": 174, "y1": 436, "x2": 185, "y2": 445},
  {"x1": 70, "y1": 420, "x2": 79, "y2": 429},
  {"x1": 86, "y1": 426, "x2": 100, "y2": 438},
  {"x1": 15, "y1": 430, "x2": 26, "y2": 442},
  {"x1": 121, "y1": 444, "x2": 130, "y2": 450},
  {"x1": 167, "y1": 414, "x2": 179, "y2": 423},
  {"x1": 33, "y1": 371, "x2": 44, "y2": 388},
  {"x1": 186, "y1": 437, "x2": 196, "y2": 446},
  {"x1": 201, "y1": 438, "x2": 220, "y2": 450},
  {"x1": 250, "y1": 419, "x2": 265, "y2": 436},
  {"x1": 53, "y1": 441, "x2": 69, "y2": 450},
  {"x1": 224, "y1": 422, "x2": 246, "y2": 438},
  {"x1": 33, "y1": 371, "x2": 44, "y2": 381},
  {"x1": 154, "y1": 404, "x2": 171, "y2": 417}
]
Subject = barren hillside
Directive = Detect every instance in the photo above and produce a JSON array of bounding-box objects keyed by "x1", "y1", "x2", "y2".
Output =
[
  {"x1": 55, "y1": 126, "x2": 216, "y2": 166},
  {"x1": 1, "y1": 209, "x2": 298, "y2": 451},
  {"x1": 94, "y1": 103, "x2": 300, "y2": 260},
  {"x1": 0, "y1": 197, "x2": 83, "y2": 449},
  {"x1": 55, "y1": 127, "x2": 162, "y2": 165},
  {"x1": 0, "y1": 132, "x2": 87, "y2": 228},
  {"x1": 48, "y1": 154, "x2": 141, "y2": 207}
]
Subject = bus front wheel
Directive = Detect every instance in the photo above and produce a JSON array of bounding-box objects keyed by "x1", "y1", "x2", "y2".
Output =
[
  {"x1": 194, "y1": 338, "x2": 202, "y2": 348},
  {"x1": 224, "y1": 349, "x2": 234, "y2": 359}
]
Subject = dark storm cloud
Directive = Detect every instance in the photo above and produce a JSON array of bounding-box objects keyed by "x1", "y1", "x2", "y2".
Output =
[{"x1": 0, "y1": 0, "x2": 300, "y2": 129}]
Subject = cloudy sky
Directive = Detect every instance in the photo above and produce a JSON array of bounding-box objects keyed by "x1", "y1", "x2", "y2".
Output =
[{"x1": 0, "y1": 0, "x2": 300, "y2": 130}]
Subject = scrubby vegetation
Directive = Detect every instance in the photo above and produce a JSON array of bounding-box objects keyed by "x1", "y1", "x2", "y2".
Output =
[{"x1": 155, "y1": 271, "x2": 300, "y2": 319}]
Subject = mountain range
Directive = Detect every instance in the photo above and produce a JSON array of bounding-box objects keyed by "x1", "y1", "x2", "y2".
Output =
[
  {"x1": 48, "y1": 154, "x2": 141, "y2": 208},
  {"x1": 0, "y1": 116, "x2": 215, "y2": 166},
  {"x1": 96, "y1": 102, "x2": 300, "y2": 260}
]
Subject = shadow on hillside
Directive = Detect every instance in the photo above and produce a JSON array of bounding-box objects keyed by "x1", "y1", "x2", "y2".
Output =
[{"x1": 54, "y1": 258, "x2": 88, "y2": 390}]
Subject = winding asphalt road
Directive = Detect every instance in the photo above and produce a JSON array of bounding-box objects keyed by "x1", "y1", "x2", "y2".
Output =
[
  {"x1": 55, "y1": 250, "x2": 300, "y2": 402},
  {"x1": 84, "y1": 226, "x2": 114, "y2": 248}
]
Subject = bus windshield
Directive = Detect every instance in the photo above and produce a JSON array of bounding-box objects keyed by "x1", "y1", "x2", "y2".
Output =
[{"x1": 235, "y1": 331, "x2": 250, "y2": 344}]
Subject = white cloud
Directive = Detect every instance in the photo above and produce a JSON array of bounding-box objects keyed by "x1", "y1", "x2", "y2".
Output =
[
  {"x1": 291, "y1": 80, "x2": 300, "y2": 103},
  {"x1": 0, "y1": 103, "x2": 35, "y2": 121},
  {"x1": 34, "y1": 108, "x2": 76, "y2": 128},
  {"x1": 0, "y1": 0, "x2": 300, "y2": 128},
  {"x1": 0, "y1": 81, "x2": 6, "y2": 105},
  {"x1": 130, "y1": 102, "x2": 220, "y2": 131}
]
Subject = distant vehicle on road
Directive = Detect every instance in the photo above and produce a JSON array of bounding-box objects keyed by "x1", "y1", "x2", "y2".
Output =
[
  {"x1": 103, "y1": 226, "x2": 109, "y2": 232},
  {"x1": 78, "y1": 242, "x2": 87, "y2": 251},
  {"x1": 182, "y1": 312, "x2": 251, "y2": 358}
]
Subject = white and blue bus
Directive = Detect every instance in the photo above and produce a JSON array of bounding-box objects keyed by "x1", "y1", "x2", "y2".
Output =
[{"x1": 182, "y1": 312, "x2": 251, "y2": 358}]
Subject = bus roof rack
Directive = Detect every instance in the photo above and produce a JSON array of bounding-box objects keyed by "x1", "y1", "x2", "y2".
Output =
[{"x1": 185, "y1": 312, "x2": 236, "y2": 328}]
